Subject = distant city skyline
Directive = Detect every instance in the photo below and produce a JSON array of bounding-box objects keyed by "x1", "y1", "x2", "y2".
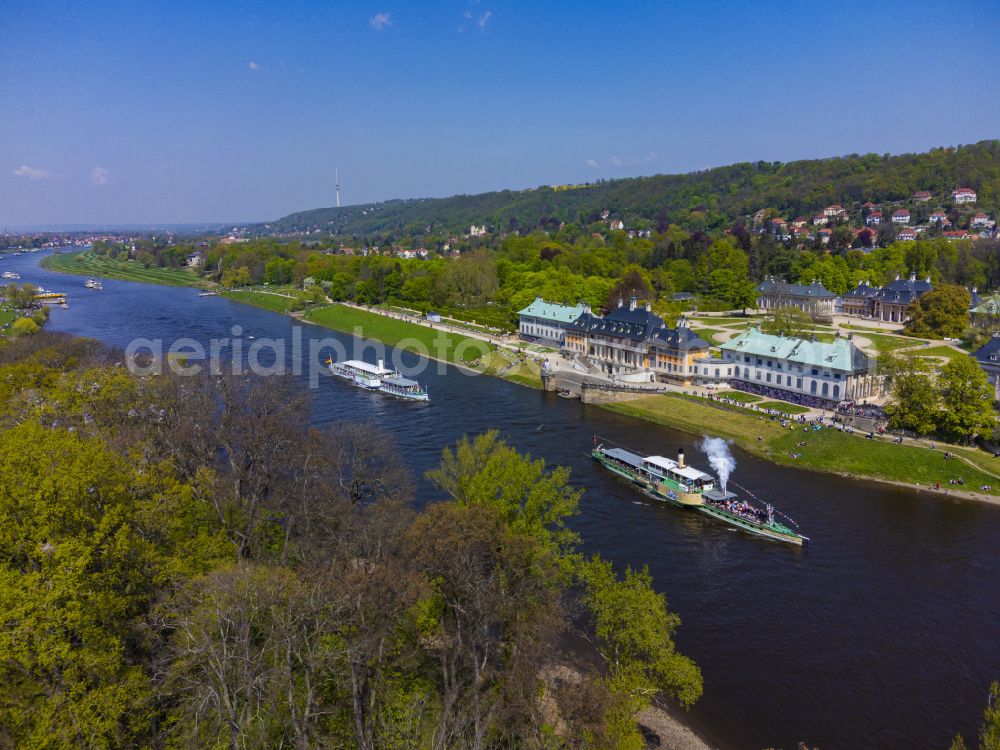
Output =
[{"x1": 2, "y1": 0, "x2": 999, "y2": 226}]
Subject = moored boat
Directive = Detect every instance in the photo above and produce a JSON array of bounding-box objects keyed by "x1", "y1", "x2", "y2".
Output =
[
  {"x1": 2, "y1": 271, "x2": 21, "y2": 280},
  {"x1": 325, "y1": 357, "x2": 429, "y2": 401},
  {"x1": 592, "y1": 440, "x2": 807, "y2": 545},
  {"x1": 84, "y1": 278, "x2": 103, "y2": 289}
]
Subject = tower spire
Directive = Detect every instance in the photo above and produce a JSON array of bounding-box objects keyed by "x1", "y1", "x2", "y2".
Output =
[{"x1": 335, "y1": 167, "x2": 341, "y2": 208}]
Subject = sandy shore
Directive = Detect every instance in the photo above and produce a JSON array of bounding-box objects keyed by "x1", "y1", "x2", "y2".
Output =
[{"x1": 638, "y1": 704, "x2": 721, "y2": 749}]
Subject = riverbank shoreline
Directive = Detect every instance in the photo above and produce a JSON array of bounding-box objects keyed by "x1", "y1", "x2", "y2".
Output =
[
  {"x1": 41, "y1": 249, "x2": 212, "y2": 288},
  {"x1": 603, "y1": 394, "x2": 1000, "y2": 507},
  {"x1": 41, "y1": 254, "x2": 1000, "y2": 506}
]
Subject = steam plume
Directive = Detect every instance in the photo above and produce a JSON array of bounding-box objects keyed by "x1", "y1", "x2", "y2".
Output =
[{"x1": 699, "y1": 436, "x2": 736, "y2": 491}]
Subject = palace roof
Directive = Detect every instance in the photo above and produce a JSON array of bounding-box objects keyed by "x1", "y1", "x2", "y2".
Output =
[
  {"x1": 721, "y1": 327, "x2": 871, "y2": 373},
  {"x1": 517, "y1": 297, "x2": 590, "y2": 324}
]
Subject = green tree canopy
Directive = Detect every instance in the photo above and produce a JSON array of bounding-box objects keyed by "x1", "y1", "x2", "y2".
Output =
[
  {"x1": 906, "y1": 285, "x2": 972, "y2": 338},
  {"x1": 936, "y1": 355, "x2": 996, "y2": 443}
]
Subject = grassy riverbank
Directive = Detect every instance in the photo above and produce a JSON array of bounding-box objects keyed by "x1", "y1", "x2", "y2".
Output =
[
  {"x1": 604, "y1": 394, "x2": 1000, "y2": 495},
  {"x1": 303, "y1": 304, "x2": 541, "y2": 387},
  {"x1": 42, "y1": 250, "x2": 211, "y2": 288},
  {"x1": 221, "y1": 289, "x2": 298, "y2": 313}
]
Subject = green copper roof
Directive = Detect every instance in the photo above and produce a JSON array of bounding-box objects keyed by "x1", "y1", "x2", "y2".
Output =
[
  {"x1": 720, "y1": 327, "x2": 870, "y2": 373},
  {"x1": 972, "y1": 296, "x2": 1000, "y2": 315},
  {"x1": 517, "y1": 297, "x2": 589, "y2": 324}
]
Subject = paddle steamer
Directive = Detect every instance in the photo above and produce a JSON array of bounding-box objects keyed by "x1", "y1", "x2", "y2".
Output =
[{"x1": 592, "y1": 441, "x2": 807, "y2": 545}]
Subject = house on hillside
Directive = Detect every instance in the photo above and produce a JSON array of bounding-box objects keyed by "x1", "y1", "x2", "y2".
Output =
[
  {"x1": 913, "y1": 191, "x2": 933, "y2": 203},
  {"x1": 892, "y1": 209, "x2": 911, "y2": 225},
  {"x1": 897, "y1": 227, "x2": 918, "y2": 241},
  {"x1": 186, "y1": 252, "x2": 204, "y2": 268},
  {"x1": 609, "y1": 219, "x2": 625, "y2": 231},
  {"x1": 720, "y1": 327, "x2": 878, "y2": 405},
  {"x1": 812, "y1": 214, "x2": 829, "y2": 227},
  {"x1": 824, "y1": 205, "x2": 846, "y2": 218},
  {"x1": 952, "y1": 187, "x2": 977, "y2": 204},
  {"x1": 517, "y1": 298, "x2": 591, "y2": 347},
  {"x1": 756, "y1": 277, "x2": 836, "y2": 322},
  {"x1": 866, "y1": 210, "x2": 884, "y2": 226},
  {"x1": 972, "y1": 214, "x2": 996, "y2": 229},
  {"x1": 929, "y1": 211, "x2": 950, "y2": 227}
]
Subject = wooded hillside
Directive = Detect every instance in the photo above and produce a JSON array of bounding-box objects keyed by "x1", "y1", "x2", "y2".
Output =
[{"x1": 265, "y1": 141, "x2": 1000, "y2": 236}]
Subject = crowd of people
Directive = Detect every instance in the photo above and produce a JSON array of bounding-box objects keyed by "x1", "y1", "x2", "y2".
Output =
[
  {"x1": 837, "y1": 401, "x2": 886, "y2": 420},
  {"x1": 726, "y1": 380, "x2": 834, "y2": 410},
  {"x1": 704, "y1": 494, "x2": 773, "y2": 527}
]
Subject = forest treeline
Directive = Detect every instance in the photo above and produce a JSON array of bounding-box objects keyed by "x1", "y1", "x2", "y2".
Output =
[
  {"x1": 94, "y1": 227, "x2": 1000, "y2": 325},
  {"x1": 265, "y1": 141, "x2": 1000, "y2": 236},
  {"x1": 0, "y1": 332, "x2": 702, "y2": 750}
]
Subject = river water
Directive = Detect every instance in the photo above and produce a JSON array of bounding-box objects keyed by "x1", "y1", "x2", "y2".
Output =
[{"x1": 9, "y1": 249, "x2": 1000, "y2": 749}]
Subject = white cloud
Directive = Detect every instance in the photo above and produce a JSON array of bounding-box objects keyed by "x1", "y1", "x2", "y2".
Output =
[
  {"x1": 248, "y1": 60, "x2": 260, "y2": 71},
  {"x1": 370, "y1": 12, "x2": 391, "y2": 30},
  {"x1": 609, "y1": 156, "x2": 623, "y2": 167},
  {"x1": 643, "y1": 151, "x2": 659, "y2": 162},
  {"x1": 477, "y1": 10, "x2": 492, "y2": 28},
  {"x1": 585, "y1": 159, "x2": 599, "y2": 168},
  {"x1": 12, "y1": 165, "x2": 51, "y2": 180},
  {"x1": 90, "y1": 166, "x2": 109, "y2": 186}
]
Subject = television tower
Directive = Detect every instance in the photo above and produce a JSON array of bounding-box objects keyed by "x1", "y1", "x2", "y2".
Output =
[{"x1": 335, "y1": 168, "x2": 341, "y2": 208}]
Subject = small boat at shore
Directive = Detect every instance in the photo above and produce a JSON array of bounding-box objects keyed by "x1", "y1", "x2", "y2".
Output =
[
  {"x1": 2, "y1": 271, "x2": 21, "y2": 280},
  {"x1": 84, "y1": 278, "x2": 103, "y2": 290},
  {"x1": 325, "y1": 357, "x2": 430, "y2": 402},
  {"x1": 592, "y1": 439, "x2": 807, "y2": 545}
]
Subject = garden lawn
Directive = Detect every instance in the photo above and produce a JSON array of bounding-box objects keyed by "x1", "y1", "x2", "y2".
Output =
[
  {"x1": 690, "y1": 327, "x2": 729, "y2": 344},
  {"x1": 856, "y1": 332, "x2": 927, "y2": 353},
  {"x1": 43, "y1": 250, "x2": 209, "y2": 288},
  {"x1": 910, "y1": 345, "x2": 963, "y2": 360}
]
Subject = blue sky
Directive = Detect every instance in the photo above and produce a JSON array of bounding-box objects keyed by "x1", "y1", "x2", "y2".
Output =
[{"x1": 2, "y1": 0, "x2": 999, "y2": 226}]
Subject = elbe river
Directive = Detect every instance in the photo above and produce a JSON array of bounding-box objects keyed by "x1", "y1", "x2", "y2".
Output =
[{"x1": 9, "y1": 249, "x2": 1000, "y2": 749}]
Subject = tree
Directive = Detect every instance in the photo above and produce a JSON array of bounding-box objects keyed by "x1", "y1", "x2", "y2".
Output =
[
  {"x1": 605, "y1": 264, "x2": 655, "y2": 310},
  {"x1": 0, "y1": 421, "x2": 228, "y2": 748},
  {"x1": 425, "y1": 430, "x2": 581, "y2": 560},
  {"x1": 578, "y1": 556, "x2": 703, "y2": 749},
  {"x1": 906, "y1": 285, "x2": 972, "y2": 338},
  {"x1": 884, "y1": 356, "x2": 940, "y2": 436},
  {"x1": 221, "y1": 265, "x2": 252, "y2": 288},
  {"x1": 10, "y1": 317, "x2": 40, "y2": 336},
  {"x1": 950, "y1": 681, "x2": 1000, "y2": 750},
  {"x1": 936, "y1": 355, "x2": 996, "y2": 443},
  {"x1": 161, "y1": 564, "x2": 326, "y2": 750},
  {"x1": 406, "y1": 503, "x2": 564, "y2": 750},
  {"x1": 263, "y1": 257, "x2": 295, "y2": 285},
  {"x1": 761, "y1": 305, "x2": 814, "y2": 338}
]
